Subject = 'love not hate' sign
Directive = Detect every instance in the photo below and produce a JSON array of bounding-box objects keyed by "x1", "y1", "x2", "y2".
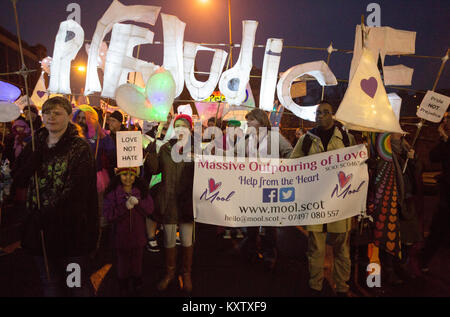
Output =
[
  {"x1": 116, "y1": 131, "x2": 143, "y2": 168},
  {"x1": 416, "y1": 90, "x2": 450, "y2": 123}
]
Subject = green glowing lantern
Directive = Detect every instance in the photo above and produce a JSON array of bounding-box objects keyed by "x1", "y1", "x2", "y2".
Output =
[{"x1": 115, "y1": 67, "x2": 175, "y2": 122}]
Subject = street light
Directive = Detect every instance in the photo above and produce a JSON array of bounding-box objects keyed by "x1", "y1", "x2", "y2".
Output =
[
  {"x1": 199, "y1": 0, "x2": 233, "y2": 66},
  {"x1": 76, "y1": 65, "x2": 86, "y2": 73}
]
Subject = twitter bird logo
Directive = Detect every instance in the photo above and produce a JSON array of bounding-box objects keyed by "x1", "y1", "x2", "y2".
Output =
[{"x1": 280, "y1": 187, "x2": 295, "y2": 202}]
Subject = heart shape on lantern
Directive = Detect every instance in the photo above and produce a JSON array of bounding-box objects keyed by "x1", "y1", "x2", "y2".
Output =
[
  {"x1": 379, "y1": 214, "x2": 386, "y2": 222},
  {"x1": 376, "y1": 222, "x2": 384, "y2": 230},
  {"x1": 37, "y1": 90, "x2": 46, "y2": 98},
  {"x1": 338, "y1": 171, "x2": 352, "y2": 188},
  {"x1": 360, "y1": 77, "x2": 377, "y2": 98},
  {"x1": 115, "y1": 68, "x2": 175, "y2": 122},
  {"x1": 208, "y1": 178, "x2": 222, "y2": 193},
  {"x1": 389, "y1": 215, "x2": 397, "y2": 223}
]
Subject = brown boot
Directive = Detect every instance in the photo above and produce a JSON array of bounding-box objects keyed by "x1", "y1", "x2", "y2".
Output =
[
  {"x1": 157, "y1": 247, "x2": 176, "y2": 291},
  {"x1": 181, "y1": 246, "x2": 194, "y2": 293}
]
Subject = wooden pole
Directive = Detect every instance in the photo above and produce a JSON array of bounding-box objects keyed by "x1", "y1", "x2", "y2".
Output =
[
  {"x1": 11, "y1": 0, "x2": 50, "y2": 281},
  {"x1": 321, "y1": 42, "x2": 333, "y2": 100},
  {"x1": 227, "y1": 0, "x2": 233, "y2": 67}
]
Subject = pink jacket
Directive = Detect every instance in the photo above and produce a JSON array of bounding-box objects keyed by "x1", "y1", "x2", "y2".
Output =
[{"x1": 103, "y1": 185, "x2": 153, "y2": 249}]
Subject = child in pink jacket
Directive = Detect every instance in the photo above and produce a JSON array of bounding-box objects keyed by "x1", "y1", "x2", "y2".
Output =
[{"x1": 103, "y1": 167, "x2": 154, "y2": 296}]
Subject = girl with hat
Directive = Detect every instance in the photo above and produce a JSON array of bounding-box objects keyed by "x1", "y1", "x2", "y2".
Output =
[{"x1": 103, "y1": 167, "x2": 154, "y2": 296}]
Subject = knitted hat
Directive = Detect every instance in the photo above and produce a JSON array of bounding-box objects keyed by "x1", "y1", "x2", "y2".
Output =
[
  {"x1": 12, "y1": 117, "x2": 31, "y2": 134},
  {"x1": 173, "y1": 114, "x2": 193, "y2": 128},
  {"x1": 115, "y1": 167, "x2": 140, "y2": 177},
  {"x1": 227, "y1": 119, "x2": 241, "y2": 127},
  {"x1": 110, "y1": 110, "x2": 123, "y2": 124}
]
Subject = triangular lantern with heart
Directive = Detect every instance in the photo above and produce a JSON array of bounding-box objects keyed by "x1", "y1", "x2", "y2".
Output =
[{"x1": 335, "y1": 48, "x2": 404, "y2": 134}]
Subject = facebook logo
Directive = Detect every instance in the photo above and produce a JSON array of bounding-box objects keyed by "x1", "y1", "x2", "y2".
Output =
[
  {"x1": 280, "y1": 187, "x2": 295, "y2": 202},
  {"x1": 262, "y1": 188, "x2": 278, "y2": 203}
]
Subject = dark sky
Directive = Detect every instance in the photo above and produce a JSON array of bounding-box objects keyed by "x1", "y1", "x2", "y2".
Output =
[{"x1": 1, "y1": 0, "x2": 449, "y2": 93}]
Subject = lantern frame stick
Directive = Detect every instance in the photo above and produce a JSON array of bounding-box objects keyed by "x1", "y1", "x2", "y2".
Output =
[
  {"x1": 321, "y1": 42, "x2": 333, "y2": 100},
  {"x1": 402, "y1": 49, "x2": 449, "y2": 174},
  {"x1": 11, "y1": 0, "x2": 50, "y2": 281}
]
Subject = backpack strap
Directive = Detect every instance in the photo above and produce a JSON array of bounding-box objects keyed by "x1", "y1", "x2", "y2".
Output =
[{"x1": 337, "y1": 126, "x2": 350, "y2": 147}]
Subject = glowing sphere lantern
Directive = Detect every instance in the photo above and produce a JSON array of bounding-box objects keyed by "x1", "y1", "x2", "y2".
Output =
[
  {"x1": 0, "y1": 81, "x2": 21, "y2": 102},
  {"x1": 115, "y1": 68, "x2": 175, "y2": 122}
]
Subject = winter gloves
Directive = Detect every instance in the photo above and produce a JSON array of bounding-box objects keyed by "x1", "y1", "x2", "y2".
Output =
[{"x1": 126, "y1": 195, "x2": 139, "y2": 210}]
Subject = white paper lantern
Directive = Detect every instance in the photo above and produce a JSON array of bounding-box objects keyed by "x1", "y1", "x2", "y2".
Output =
[
  {"x1": 277, "y1": 61, "x2": 337, "y2": 121},
  {"x1": 336, "y1": 48, "x2": 404, "y2": 133},
  {"x1": 0, "y1": 102, "x2": 21, "y2": 122},
  {"x1": 349, "y1": 25, "x2": 416, "y2": 86},
  {"x1": 115, "y1": 68, "x2": 175, "y2": 122},
  {"x1": 184, "y1": 42, "x2": 228, "y2": 101},
  {"x1": 219, "y1": 20, "x2": 258, "y2": 105},
  {"x1": 162, "y1": 13, "x2": 186, "y2": 98},
  {"x1": 259, "y1": 38, "x2": 283, "y2": 111},
  {"x1": 48, "y1": 19, "x2": 84, "y2": 95},
  {"x1": 84, "y1": 0, "x2": 161, "y2": 95},
  {"x1": 387, "y1": 93, "x2": 402, "y2": 121},
  {"x1": 177, "y1": 104, "x2": 193, "y2": 117},
  {"x1": 102, "y1": 23, "x2": 158, "y2": 98}
]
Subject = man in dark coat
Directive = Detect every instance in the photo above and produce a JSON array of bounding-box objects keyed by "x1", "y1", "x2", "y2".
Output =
[{"x1": 14, "y1": 96, "x2": 98, "y2": 297}]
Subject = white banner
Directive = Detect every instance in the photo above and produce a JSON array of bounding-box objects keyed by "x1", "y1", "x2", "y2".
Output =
[{"x1": 193, "y1": 145, "x2": 369, "y2": 227}]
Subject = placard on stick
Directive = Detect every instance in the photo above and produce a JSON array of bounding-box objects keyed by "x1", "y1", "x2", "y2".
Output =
[
  {"x1": 416, "y1": 90, "x2": 450, "y2": 123},
  {"x1": 116, "y1": 131, "x2": 143, "y2": 168}
]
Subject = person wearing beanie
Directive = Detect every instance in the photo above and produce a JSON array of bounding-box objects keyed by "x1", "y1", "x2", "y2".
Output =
[
  {"x1": 107, "y1": 110, "x2": 127, "y2": 144},
  {"x1": 144, "y1": 113, "x2": 198, "y2": 293},
  {"x1": 11, "y1": 118, "x2": 31, "y2": 159},
  {"x1": 173, "y1": 114, "x2": 193, "y2": 129}
]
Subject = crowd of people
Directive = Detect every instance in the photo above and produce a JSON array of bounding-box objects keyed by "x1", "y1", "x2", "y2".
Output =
[{"x1": 0, "y1": 96, "x2": 448, "y2": 297}]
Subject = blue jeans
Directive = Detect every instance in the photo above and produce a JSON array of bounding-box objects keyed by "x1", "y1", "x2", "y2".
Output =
[{"x1": 34, "y1": 255, "x2": 92, "y2": 297}]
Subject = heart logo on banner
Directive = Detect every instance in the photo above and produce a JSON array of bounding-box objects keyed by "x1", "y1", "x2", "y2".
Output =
[
  {"x1": 338, "y1": 171, "x2": 352, "y2": 188},
  {"x1": 208, "y1": 178, "x2": 221, "y2": 193},
  {"x1": 360, "y1": 77, "x2": 377, "y2": 98},
  {"x1": 37, "y1": 91, "x2": 46, "y2": 98}
]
